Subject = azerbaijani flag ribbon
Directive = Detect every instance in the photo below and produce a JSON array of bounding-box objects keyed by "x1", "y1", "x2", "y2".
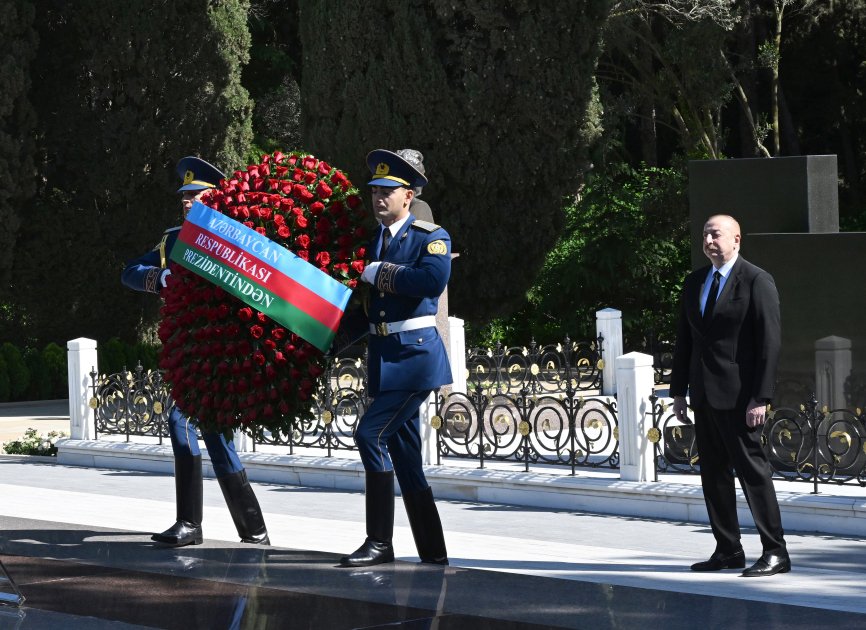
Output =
[{"x1": 169, "y1": 201, "x2": 352, "y2": 352}]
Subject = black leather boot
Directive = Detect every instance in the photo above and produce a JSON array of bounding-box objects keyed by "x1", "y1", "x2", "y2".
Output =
[
  {"x1": 339, "y1": 471, "x2": 395, "y2": 567},
  {"x1": 403, "y1": 486, "x2": 448, "y2": 565},
  {"x1": 217, "y1": 470, "x2": 270, "y2": 545},
  {"x1": 152, "y1": 455, "x2": 203, "y2": 546}
]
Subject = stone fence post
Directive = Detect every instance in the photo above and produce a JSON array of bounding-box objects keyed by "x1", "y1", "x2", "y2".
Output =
[
  {"x1": 420, "y1": 316, "x2": 466, "y2": 465},
  {"x1": 596, "y1": 308, "x2": 623, "y2": 396},
  {"x1": 815, "y1": 335, "x2": 852, "y2": 410},
  {"x1": 616, "y1": 352, "x2": 655, "y2": 482},
  {"x1": 67, "y1": 338, "x2": 98, "y2": 441}
]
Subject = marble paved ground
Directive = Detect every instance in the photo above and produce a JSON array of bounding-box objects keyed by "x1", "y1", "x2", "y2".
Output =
[{"x1": 1, "y1": 456, "x2": 866, "y2": 629}]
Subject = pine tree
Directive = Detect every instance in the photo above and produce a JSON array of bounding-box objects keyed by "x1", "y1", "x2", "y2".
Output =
[
  {"x1": 300, "y1": 0, "x2": 611, "y2": 321},
  {"x1": 7, "y1": 0, "x2": 253, "y2": 345},
  {"x1": 0, "y1": 0, "x2": 37, "y2": 285}
]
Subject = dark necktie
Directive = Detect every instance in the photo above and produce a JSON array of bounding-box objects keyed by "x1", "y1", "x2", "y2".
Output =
[
  {"x1": 379, "y1": 228, "x2": 391, "y2": 260},
  {"x1": 703, "y1": 271, "x2": 721, "y2": 323}
]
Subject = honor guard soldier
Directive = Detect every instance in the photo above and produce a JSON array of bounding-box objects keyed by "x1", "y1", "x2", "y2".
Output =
[
  {"x1": 122, "y1": 156, "x2": 270, "y2": 547},
  {"x1": 338, "y1": 149, "x2": 452, "y2": 567}
]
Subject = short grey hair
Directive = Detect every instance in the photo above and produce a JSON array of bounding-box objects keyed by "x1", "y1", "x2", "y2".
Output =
[{"x1": 396, "y1": 148, "x2": 425, "y2": 196}]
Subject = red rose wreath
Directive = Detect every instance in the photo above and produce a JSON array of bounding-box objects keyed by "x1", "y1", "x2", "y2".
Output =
[{"x1": 157, "y1": 151, "x2": 369, "y2": 434}]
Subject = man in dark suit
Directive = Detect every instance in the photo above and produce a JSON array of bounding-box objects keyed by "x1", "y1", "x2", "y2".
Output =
[
  {"x1": 337, "y1": 149, "x2": 452, "y2": 568},
  {"x1": 671, "y1": 214, "x2": 790, "y2": 577}
]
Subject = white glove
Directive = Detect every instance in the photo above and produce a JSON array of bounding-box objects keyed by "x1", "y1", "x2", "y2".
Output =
[
  {"x1": 361, "y1": 261, "x2": 381, "y2": 285},
  {"x1": 160, "y1": 269, "x2": 172, "y2": 288}
]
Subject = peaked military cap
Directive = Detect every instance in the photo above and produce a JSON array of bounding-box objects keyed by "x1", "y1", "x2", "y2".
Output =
[
  {"x1": 176, "y1": 156, "x2": 226, "y2": 193},
  {"x1": 366, "y1": 149, "x2": 428, "y2": 188}
]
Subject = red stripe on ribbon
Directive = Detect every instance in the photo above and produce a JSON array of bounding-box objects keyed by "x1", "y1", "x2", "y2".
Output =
[{"x1": 177, "y1": 222, "x2": 344, "y2": 331}]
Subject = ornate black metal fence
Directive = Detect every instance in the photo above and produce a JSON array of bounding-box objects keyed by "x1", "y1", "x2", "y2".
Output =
[
  {"x1": 434, "y1": 384, "x2": 619, "y2": 474},
  {"x1": 466, "y1": 336, "x2": 604, "y2": 395},
  {"x1": 649, "y1": 392, "x2": 866, "y2": 491},
  {"x1": 90, "y1": 365, "x2": 173, "y2": 442},
  {"x1": 88, "y1": 335, "x2": 608, "y2": 472}
]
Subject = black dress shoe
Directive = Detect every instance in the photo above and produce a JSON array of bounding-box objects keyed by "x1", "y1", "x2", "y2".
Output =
[
  {"x1": 741, "y1": 552, "x2": 791, "y2": 577},
  {"x1": 339, "y1": 538, "x2": 395, "y2": 568},
  {"x1": 690, "y1": 549, "x2": 746, "y2": 571},
  {"x1": 151, "y1": 520, "x2": 203, "y2": 547}
]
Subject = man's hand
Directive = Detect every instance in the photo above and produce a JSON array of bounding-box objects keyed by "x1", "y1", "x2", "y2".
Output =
[
  {"x1": 746, "y1": 399, "x2": 768, "y2": 428},
  {"x1": 672, "y1": 396, "x2": 692, "y2": 424},
  {"x1": 160, "y1": 269, "x2": 172, "y2": 288},
  {"x1": 361, "y1": 261, "x2": 381, "y2": 285}
]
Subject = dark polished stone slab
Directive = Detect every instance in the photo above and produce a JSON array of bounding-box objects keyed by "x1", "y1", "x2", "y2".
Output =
[{"x1": 3, "y1": 517, "x2": 866, "y2": 630}]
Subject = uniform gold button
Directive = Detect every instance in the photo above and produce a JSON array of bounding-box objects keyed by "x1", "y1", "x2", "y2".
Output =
[
  {"x1": 379, "y1": 310, "x2": 386, "y2": 317},
  {"x1": 417, "y1": 338, "x2": 423, "y2": 343},
  {"x1": 379, "y1": 292, "x2": 385, "y2": 297}
]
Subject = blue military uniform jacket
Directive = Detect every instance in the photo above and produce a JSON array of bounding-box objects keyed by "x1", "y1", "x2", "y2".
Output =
[
  {"x1": 121, "y1": 227, "x2": 181, "y2": 294},
  {"x1": 363, "y1": 214, "x2": 453, "y2": 397}
]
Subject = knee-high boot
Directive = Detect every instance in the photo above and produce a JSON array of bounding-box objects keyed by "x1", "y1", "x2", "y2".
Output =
[
  {"x1": 217, "y1": 470, "x2": 270, "y2": 545},
  {"x1": 403, "y1": 486, "x2": 448, "y2": 565},
  {"x1": 339, "y1": 471, "x2": 395, "y2": 567},
  {"x1": 152, "y1": 454, "x2": 203, "y2": 546}
]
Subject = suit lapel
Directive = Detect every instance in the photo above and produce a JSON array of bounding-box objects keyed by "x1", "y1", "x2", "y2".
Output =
[
  {"x1": 384, "y1": 214, "x2": 414, "y2": 261},
  {"x1": 712, "y1": 257, "x2": 743, "y2": 314}
]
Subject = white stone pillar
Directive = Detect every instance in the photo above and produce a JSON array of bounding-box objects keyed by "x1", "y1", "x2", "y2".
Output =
[
  {"x1": 448, "y1": 316, "x2": 467, "y2": 394},
  {"x1": 616, "y1": 352, "x2": 655, "y2": 482},
  {"x1": 596, "y1": 308, "x2": 623, "y2": 396},
  {"x1": 419, "y1": 392, "x2": 438, "y2": 466},
  {"x1": 232, "y1": 429, "x2": 254, "y2": 453},
  {"x1": 815, "y1": 335, "x2": 852, "y2": 410},
  {"x1": 67, "y1": 338, "x2": 98, "y2": 441}
]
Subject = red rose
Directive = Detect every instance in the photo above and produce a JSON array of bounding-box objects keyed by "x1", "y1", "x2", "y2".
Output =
[
  {"x1": 294, "y1": 215, "x2": 308, "y2": 229},
  {"x1": 238, "y1": 307, "x2": 253, "y2": 321},
  {"x1": 316, "y1": 181, "x2": 333, "y2": 199},
  {"x1": 253, "y1": 351, "x2": 266, "y2": 366},
  {"x1": 295, "y1": 234, "x2": 310, "y2": 249},
  {"x1": 317, "y1": 161, "x2": 331, "y2": 175},
  {"x1": 296, "y1": 249, "x2": 309, "y2": 261},
  {"x1": 277, "y1": 225, "x2": 290, "y2": 239},
  {"x1": 303, "y1": 171, "x2": 317, "y2": 184},
  {"x1": 272, "y1": 327, "x2": 286, "y2": 340},
  {"x1": 315, "y1": 251, "x2": 331, "y2": 267},
  {"x1": 346, "y1": 194, "x2": 362, "y2": 209},
  {"x1": 351, "y1": 260, "x2": 365, "y2": 274},
  {"x1": 302, "y1": 156, "x2": 317, "y2": 170},
  {"x1": 255, "y1": 227, "x2": 267, "y2": 235},
  {"x1": 309, "y1": 201, "x2": 325, "y2": 216},
  {"x1": 273, "y1": 213, "x2": 286, "y2": 226},
  {"x1": 250, "y1": 325, "x2": 264, "y2": 339}
]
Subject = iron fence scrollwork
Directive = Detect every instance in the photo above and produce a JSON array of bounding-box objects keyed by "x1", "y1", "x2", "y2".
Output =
[
  {"x1": 90, "y1": 363, "x2": 173, "y2": 442},
  {"x1": 650, "y1": 391, "x2": 866, "y2": 490}
]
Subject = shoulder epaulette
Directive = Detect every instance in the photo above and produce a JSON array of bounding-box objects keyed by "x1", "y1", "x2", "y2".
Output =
[{"x1": 411, "y1": 219, "x2": 440, "y2": 233}]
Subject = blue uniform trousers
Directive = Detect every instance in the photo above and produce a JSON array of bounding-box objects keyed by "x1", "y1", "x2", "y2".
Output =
[
  {"x1": 167, "y1": 406, "x2": 243, "y2": 478},
  {"x1": 355, "y1": 389, "x2": 432, "y2": 493}
]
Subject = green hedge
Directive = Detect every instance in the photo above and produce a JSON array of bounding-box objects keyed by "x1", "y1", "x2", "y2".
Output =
[{"x1": 0, "y1": 338, "x2": 160, "y2": 402}]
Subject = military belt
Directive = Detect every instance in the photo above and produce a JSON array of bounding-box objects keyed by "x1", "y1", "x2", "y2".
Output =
[{"x1": 369, "y1": 316, "x2": 437, "y2": 336}]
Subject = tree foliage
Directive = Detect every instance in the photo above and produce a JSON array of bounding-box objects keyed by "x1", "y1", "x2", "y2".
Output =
[
  {"x1": 300, "y1": 0, "x2": 611, "y2": 322},
  {"x1": 474, "y1": 164, "x2": 689, "y2": 346},
  {"x1": 2, "y1": 0, "x2": 253, "y2": 346},
  {"x1": 0, "y1": 0, "x2": 37, "y2": 285}
]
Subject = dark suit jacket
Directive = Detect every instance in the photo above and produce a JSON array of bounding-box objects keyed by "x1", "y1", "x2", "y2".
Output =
[{"x1": 670, "y1": 256, "x2": 780, "y2": 411}]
